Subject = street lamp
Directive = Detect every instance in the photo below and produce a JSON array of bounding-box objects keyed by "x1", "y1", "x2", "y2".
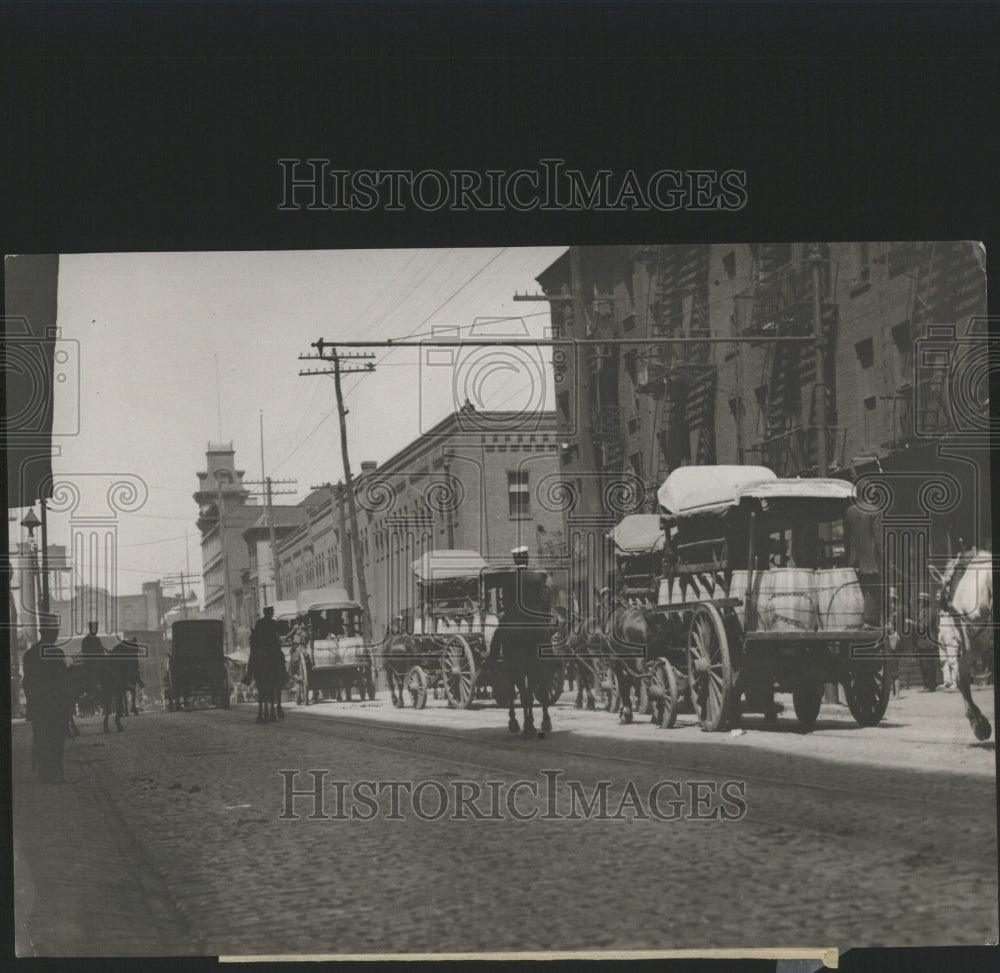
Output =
[{"x1": 19, "y1": 508, "x2": 42, "y2": 651}]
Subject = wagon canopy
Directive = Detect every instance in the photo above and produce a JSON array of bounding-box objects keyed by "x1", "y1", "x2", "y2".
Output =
[
  {"x1": 610, "y1": 514, "x2": 666, "y2": 555},
  {"x1": 658, "y1": 465, "x2": 777, "y2": 519},
  {"x1": 737, "y1": 478, "x2": 856, "y2": 502},
  {"x1": 269, "y1": 599, "x2": 299, "y2": 621},
  {"x1": 295, "y1": 587, "x2": 361, "y2": 613},
  {"x1": 412, "y1": 550, "x2": 487, "y2": 583}
]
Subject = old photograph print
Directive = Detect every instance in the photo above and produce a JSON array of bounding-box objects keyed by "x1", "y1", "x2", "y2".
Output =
[{"x1": 6, "y1": 242, "x2": 997, "y2": 956}]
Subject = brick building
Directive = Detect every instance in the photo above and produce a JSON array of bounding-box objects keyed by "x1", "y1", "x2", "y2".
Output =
[
  {"x1": 270, "y1": 406, "x2": 563, "y2": 639},
  {"x1": 536, "y1": 243, "x2": 988, "y2": 614},
  {"x1": 194, "y1": 442, "x2": 263, "y2": 652}
]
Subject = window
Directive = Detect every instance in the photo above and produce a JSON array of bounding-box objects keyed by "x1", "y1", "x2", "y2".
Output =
[
  {"x1": 628, "y1": 452, "x2": 643, "y2": 478},
  {"x1": 856, "y1": 338, "x2": 878, "y2": 443},
  {"x1": 556, "y1": 390, "x2": 571, "y2": 421},
  {"x1": 722, "y1": 251, "x2": 736, "y2": 280},
  {"x1": 508, "y1": 470, "x2": 530, "y2": 517},
  {"x1": 855, "y1": 338, "x2": 875, "y2": 399}
]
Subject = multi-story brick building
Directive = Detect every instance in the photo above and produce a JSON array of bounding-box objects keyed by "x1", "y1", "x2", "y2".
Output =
[
  {"x1": 194, "y1": 442, "x2": 263, "y2": 652},
  {"x1": 537, "y1": 243, "x2": 988, "y2": 612}
]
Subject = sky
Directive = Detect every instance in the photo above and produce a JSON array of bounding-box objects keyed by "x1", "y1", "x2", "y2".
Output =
[{"x1": 29, "y1": 247, "x2": 566, "y2": 599}]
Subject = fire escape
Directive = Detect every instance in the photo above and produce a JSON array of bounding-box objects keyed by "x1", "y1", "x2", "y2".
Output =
[
  {"x1": 736, "y1": 246, "x2": 841, "y2": 476},
  {"x1": 642, "y1": 245, "x2": 715, "y2": 477},
  {"x1": 890, "y1": 241, "x2": 987, "y2": 446}
]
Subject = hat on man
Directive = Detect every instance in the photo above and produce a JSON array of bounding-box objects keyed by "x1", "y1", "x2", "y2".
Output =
[
  {"x1": 918, "y1": 591, "x2": 931, "y2": 603},
  {"x1": 263, "y1": 605, "x2": 275, "y2": 616},
  {"x1": 511, "y1": 545, "x2": 529, "y2": 565}
]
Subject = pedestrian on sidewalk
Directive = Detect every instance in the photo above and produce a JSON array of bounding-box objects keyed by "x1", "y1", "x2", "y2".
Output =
[{"x1": 27, "y1": 614, "x2": 74, "y2": 782}]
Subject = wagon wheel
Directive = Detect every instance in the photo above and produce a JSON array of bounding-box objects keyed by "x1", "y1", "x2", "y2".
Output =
[
  {"x1": 687, "y1": 604, "x2": 734, "y2": 732},
  {"x1": 406, "y1": 665, "x2": 428, "y2": 709},
  {"x1": 649, "y1": 659, "x2": 679, "y2": 728},
  {"x1": 843, "y1": 644, "x2": 891, "y2": 727},
  {"x1": 442, "y1": 635, "x2": 477, "y2": 709},
  {"x1": 597, "y1": 659, "x2": 619, "y2": 713},
  {"x1": 638, "y1": 673, "x2": 652, "y2": 717},
  {"x1": 792, "y1": 677, "x2": 824, "y2": 729}
]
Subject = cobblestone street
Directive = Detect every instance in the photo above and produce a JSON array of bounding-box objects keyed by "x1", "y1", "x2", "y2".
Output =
[{"x1": 13, "y1": 685, "x2": 997, "y2": 957}]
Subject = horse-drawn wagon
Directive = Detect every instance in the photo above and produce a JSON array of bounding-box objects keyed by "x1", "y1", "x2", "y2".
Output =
[
  {"x1": 645, "y1": 465, "x2": 891, "y2": 731},
  {"x1": 167, "y1": 618, "x2": 229, "y2": 711},
  {"x1": 382, "y1": 550, "x2": 564, "y2": 710},
  {"x1": 293, "y1": 588, "x2": 377, "y2": 703}
]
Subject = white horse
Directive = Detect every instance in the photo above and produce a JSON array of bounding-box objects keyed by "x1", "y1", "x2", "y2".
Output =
[{"x1": 929, "y1": 549, "x2": 994, "y2": 741}]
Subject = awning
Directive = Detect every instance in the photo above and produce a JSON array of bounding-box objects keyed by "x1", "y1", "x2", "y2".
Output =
[{"x1": 295, "y1": 587, "x2": 360, "y2": 613}]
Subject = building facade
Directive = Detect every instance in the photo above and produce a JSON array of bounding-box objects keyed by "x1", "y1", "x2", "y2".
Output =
[
  {"x1": 536, "y1": 242, "x2": 989, "y2": 615},
  {"x1": 270, "y1": 407, "x2": 564, "y2": 639},
  {"x1": 194, "y1": 442, "x2": 263, "y2": 652}
]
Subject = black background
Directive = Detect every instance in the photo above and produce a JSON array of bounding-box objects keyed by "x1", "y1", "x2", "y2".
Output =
[{"x1": 2, "y1": 3, "x2": 998, "y2": 972}]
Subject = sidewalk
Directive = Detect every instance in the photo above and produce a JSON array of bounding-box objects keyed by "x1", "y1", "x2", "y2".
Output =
[{"x1": 11, "y1": 720, "x2": 201, "y2": 957}]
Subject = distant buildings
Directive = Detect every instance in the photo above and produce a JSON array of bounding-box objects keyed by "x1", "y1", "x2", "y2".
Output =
[{"x1": 196, "y1": 408, "x2": 563, "y2": 646}]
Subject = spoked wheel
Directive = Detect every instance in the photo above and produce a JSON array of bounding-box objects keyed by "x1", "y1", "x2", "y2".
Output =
[
  {"x1": 442, "y1": 636, "x2": 477, "y2": 709},
  {"x1": 843, "y1": 644, "x2": 891, "y2": 727},
  {"x1": 638, "y1": 675, "x2": 652, "y2": 717},
  {"x1": 792, "y1": 678, "x2": 824, "y2": 729},
  {"x1": 597, "y1": 659, "x2": 619, "y2": 713},
  {"x1": 406, "y1": 665, "x2": 428, "y2": 709},
  {"x1": 687, "y1": 604, "x2": 735, "y2": 732},
  {"x1": 649, "y1": 658, "x2": 679, "y2": 728}
]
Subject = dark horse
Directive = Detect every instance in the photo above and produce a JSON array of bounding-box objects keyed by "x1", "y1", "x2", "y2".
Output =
[
  {"x1": 100, "y1": 640, "x2": 143, "y2": 733},
  {"x1": 253, "y1": 645, "x2": 288, "y2": 723},
  {"x1": 492, "y1": 617, "x2": 559, "y2": 739},
  {"x1": 603, "y1": 601, "x2": 669, "y2": 725},
  {"x1": 382, "y1": 624, "x2": 414, "y2": 707}
]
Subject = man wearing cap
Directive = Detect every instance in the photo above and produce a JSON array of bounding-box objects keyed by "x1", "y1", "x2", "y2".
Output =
[{"x1": 25, "y1": 614, "x2": 74, "y2": 782}]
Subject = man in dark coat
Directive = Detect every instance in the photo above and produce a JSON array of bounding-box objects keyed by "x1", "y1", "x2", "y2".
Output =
[
  {"x1": 25, "y1": 614, "x2": 74, "y2": 782},
  {"x1": 80, "y1": 620, "x2": 106, "y2": 698},
  {"x1": 844, "y1": 501, "x2": 884, "y2": 628},
  {"x1": 244, "y1": 605, "x2": 284, "y2": 686}
]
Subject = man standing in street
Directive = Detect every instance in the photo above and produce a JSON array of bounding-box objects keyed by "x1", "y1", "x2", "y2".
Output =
[
  {"x1": 80, "y1": 620, "x2": 106, "y2": 703},
  {"x1": 24, "y1": 614, "x2": 74, "y2": 782}
]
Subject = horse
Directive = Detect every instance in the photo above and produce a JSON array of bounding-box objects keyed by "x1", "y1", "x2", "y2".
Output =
[
  {"x1": 601, "y1": 599, "x2": 669, "y2": 725},
  {"x1": 556, "y1": 605, "x2": 602, "y2": 711},
  {"x1": 253, "y1": 645, "x2": 288, "y2": 723},
  {"x1": 382, "y1": 630, "x2": 414, "y2": 707},
  {"x1": 100, "y1": 640, "x2": 143, "y2": 733},
  {"x1": 929, "y1": 549, "x2": 994, "y2": 741},
  {"x1": 493, "y1": 614, "x2": 559, "y2": 739}
]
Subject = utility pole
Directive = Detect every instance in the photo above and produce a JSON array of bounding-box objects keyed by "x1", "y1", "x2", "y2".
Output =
[
  {"x1": 244, "y1": 474, "x2": 298, "y2": 605},
  {"x1": 214, "y1": 474, "x2": 237, "y2": 655},
  {"x1": 299, "y1": 341, "x2": 375, "y2": 640},
  {"x1": 39, "y1": 498, "x2": 50, "y2": 613},
  {"x1": 245, "y1": 413, "x2": 298, "y2": 606},
  {"x1": 809, "y1": 244, "x2": 829, "y2": 478},
  {"x1": 336, "y1": 481, "x2": 355, "y2": 599},
  {"x1": 160, "y1": 573, "x2": 200, "y2": 620}
]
